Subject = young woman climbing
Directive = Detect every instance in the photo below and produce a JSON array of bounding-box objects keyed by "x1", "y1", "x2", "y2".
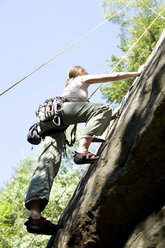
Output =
[
  {"x1": 24, "y1": 65, "x2": 145, "y2": 235},
  {"x1": 61, "y1": 65, "x2": 145, "y2": 164}
]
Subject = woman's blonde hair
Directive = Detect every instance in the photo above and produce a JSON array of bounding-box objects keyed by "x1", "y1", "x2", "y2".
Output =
[
  {"x1": 65, "y1": 65, "x2": 86, "y2": 87},
  {"x1": 68, "y1": 65, "x2": 86, "y2": 79}
]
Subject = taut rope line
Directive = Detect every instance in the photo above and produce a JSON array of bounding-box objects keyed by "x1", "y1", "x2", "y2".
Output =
[
  {"x1": 147, "y1": 6, "x2": 165, "y2": 19},
  {"x1": 88, "y1": 6, "x2": 165, "y2": 100},
  {"x1": 0, "y1": 1, "x2": 136, "y2": 97}
]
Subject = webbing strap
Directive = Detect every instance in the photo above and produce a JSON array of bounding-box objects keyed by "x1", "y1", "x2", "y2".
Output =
[{"x1": 65, "y1": 124, "x2": 77, "y2": 147}]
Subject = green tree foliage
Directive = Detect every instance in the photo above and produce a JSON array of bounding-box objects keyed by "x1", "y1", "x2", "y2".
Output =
[
  {"x1": 100, "y1": 0, "x2": 165, "y2": 104},
  {"x1": 0, "y1": 151, "x2": 83, "y2": 247}
]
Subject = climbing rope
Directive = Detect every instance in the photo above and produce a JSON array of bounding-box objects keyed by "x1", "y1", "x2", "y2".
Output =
[
  {"x1": 147, "y1": 6, "x2": 165, "y2": 19},
  {"x1": 88, "y1": 6, "x2": 165, "y2": 100},
  {"x1": 0, "y1": 0, "x2": 136, "y2": 97}
]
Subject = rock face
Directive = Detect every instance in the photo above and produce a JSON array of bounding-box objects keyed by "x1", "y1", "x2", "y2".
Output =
[
  {"x1": 47, "y1": 30, "x2": 165, "y2": 248},
  {"x1": 124, "y1": 206, "x2": 165, "y2": 248}
]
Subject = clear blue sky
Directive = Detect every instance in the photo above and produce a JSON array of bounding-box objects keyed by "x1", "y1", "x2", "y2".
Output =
[{"x1": 0, "y1": 0, "x2": 122, "y2": 189}]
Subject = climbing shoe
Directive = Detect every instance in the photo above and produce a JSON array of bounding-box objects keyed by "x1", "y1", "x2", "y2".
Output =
[
  {"x1": 74, "y1": 151, "x2": 100, "y2": 164},
  {"x1": 24, "y1": 216, "x2": 63, "y2": 235}
]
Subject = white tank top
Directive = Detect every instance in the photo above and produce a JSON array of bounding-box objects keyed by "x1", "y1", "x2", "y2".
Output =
[{"x1": 61, "y1": 77, "x2": 89, "y2": 102}]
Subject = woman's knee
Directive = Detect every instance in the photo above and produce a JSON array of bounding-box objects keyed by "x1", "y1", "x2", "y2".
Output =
[{"x1": 100, "y1": 104, "x2": 112, "y2": 116}]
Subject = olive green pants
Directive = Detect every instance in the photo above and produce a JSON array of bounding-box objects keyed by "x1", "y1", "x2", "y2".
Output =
[
  {"x1": 25, "y1": 102, "x2": 111, "y2": 211},
  {"x1": 62, "y1": 102, "x2": 112, "y2": 138},
  {"x1": 25, "y1": 132, "x2": 65, "y2": 211}
]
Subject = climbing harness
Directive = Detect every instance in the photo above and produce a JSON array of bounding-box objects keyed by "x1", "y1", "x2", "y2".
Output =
[
  {"x1": 27, "y1": 97, "x2": 68, "y2": 146},
  {"x1": 36, "y1": 97, "x2": 66, "y2": 126},
  {"x1": 27, "y1": 96, "x2": 77, "y2": 148}
]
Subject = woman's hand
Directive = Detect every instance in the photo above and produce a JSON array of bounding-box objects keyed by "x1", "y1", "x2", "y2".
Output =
[
  {"x1": 111, "y1": 106, "x2": 121, "y2": 120},
  {"x1": 138, "y1": 64, "x2": 146, "y2": 75}
]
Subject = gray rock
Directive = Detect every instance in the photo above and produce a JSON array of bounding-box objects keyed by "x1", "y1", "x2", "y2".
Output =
[{"x1": 124, "y1": 206, "x2": 165, "y2": 248}]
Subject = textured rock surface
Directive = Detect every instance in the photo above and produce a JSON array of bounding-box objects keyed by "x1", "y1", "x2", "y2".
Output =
[
  {"x1": 47, "y1": 30, "x2": 165, "y2": 248},
  {"x1": 124, "y1": 206, "x2": 165, "y2": 248}
]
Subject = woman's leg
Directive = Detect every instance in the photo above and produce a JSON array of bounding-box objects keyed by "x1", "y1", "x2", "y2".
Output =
[
  {"x1": 62, "y1": 102, "x2": 111, "y2": 163},
  {"x1": 25, "y1": 132, "x2": 65, "y2": 213},
  {"x1": 77, "y1": 137, "x2": 93, "y2": 153},
  {"x1": 24, "y1": 132, "x2": 65, "y2": 235},
  {"x1": 62, "y1": 102, "x2": 112, "y2": 153},
  {"x1": 29, "y1": 200, "x2": 41, "y2": 219}
]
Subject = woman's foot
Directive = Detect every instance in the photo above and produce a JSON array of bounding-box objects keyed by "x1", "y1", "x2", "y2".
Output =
[
  {"x1": 24, "y1": 216, "x2": 63, "y2": 235},
  {"x1": 74, "y1": 151, "x2": 100, "y2": 164}
]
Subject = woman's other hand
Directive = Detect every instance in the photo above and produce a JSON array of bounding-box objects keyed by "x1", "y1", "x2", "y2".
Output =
[{"x1": 138, "y1": 64, "x2": 146, "y2": 75}]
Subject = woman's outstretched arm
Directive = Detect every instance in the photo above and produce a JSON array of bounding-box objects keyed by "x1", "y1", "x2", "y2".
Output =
[{"x1": 82, "y1": 65, "x2": 145, "y2": 84}]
